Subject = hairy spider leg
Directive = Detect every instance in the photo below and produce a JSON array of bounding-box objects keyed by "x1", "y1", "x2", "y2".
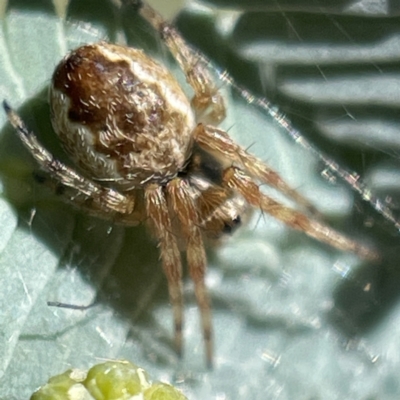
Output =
[
  {"x1": 145, "y1": 184, "x2": 185, "y2": 361},
  {"x1": 194, "y1": 124, "x2": 323, "y2": 216},
  {"x1": 138, "y1": 3, "x2": 226, "y2": 125},
  {"x1": 3, "y1": 101, "x2": 136, "y2": 217},
  {"x1": 137, "y1": 3, "x2": 322, "y2": 217},
  {"x1": 194, "y1": 123, "x2": 380, "y2": 262},
  {"x1": 167, "y1": 178, "x2": 213, "y2": 367}
]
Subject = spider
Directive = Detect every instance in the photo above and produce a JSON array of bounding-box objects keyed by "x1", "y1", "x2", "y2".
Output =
[{"x1": 3, "y1": 1, "x2": 378, "y2": 367}]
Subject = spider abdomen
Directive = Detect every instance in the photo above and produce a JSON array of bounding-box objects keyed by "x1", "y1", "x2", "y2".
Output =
[{"x1": 50, "y1": 41, "x2": 195, "y2": 189}]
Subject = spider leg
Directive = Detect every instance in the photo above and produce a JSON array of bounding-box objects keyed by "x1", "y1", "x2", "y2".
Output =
[
  {"x1": 3, "y1": 101, "x2": 135, "y2": 216},
  {"x1": 144, "y1": 184, "x2": 184, "y2": 359},
  {"x1": 33, "y1": 171, "x2": 145, "y2": 225},
  {"x1": 194, "y1": 185, "x2": 246, "y2": 239},
  {"x1": 194, "y1": 123, "x2": 321, "y2": 216},
  {"x1": 223, "y1": 166, "x2": 379, "y2": 262},
  {"x1": 166, "y1": 178, "x2": 213, "y2": 368},
  {"x1": 137, "y1": 3, "x2": 226, "y2": 124}
]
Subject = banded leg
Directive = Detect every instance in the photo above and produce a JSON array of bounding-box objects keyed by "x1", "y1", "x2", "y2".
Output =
[
  {"x1": 145, "y1": 184, "x2": 184, "y2": 358},
  {"x1": 194, "y1": 123, "x2": 320, "y2": 216},
  {"x1": 195, "y1": 185, "x2": 246, "y2": 239},
  {"x1": 223, "y1": 167, "x2": 379, "y2": 262},
  {"x1": 3, "y1": 101, "x2": 135, "y2": 216},
  {"x1": 137, "y1": 3, "x2": 226, "y2": 124},
  {"x1": 33, "y1": 172, "x2": 145, "y2": 225},
  {"x1": 167, "y1": 178, "x2": 213, "y2": 368}
]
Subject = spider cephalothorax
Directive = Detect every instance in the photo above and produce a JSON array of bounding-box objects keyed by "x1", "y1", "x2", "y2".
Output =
[{"x1": 3, "y1": 1, "x2": 378, "y2": 367}]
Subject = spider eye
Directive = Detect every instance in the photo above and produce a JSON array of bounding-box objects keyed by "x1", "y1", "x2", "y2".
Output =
[
  {"x1": 232, "y1": 215, "x2": 241, "y2": 225},
  {"x1": 222, "y1": 215, "x2": 242, "y2": 234}
]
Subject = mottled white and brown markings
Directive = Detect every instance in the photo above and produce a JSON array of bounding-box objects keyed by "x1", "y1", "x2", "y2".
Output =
[{"x1": 3, "y1": 1, "x2": 379, "y2": 367}]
